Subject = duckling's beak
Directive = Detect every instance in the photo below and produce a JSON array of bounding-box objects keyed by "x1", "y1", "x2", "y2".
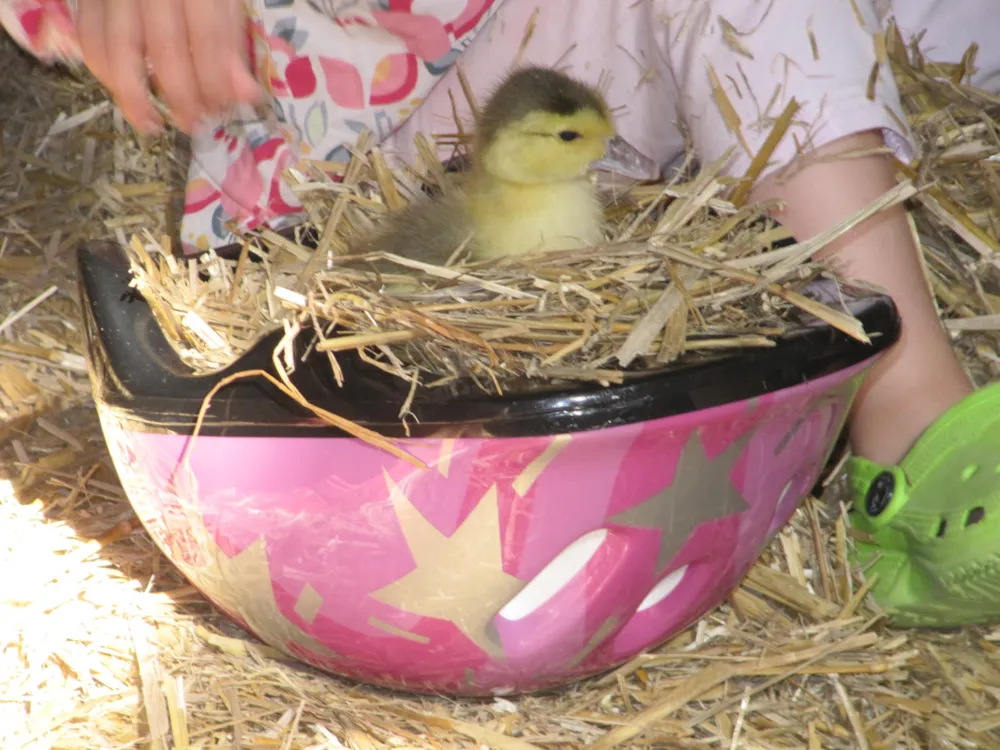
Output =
[{"x1": 592, "y1": 134, "x2": 659, "y2": 180}]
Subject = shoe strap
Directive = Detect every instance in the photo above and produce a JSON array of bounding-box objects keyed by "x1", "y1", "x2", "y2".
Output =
[{"x1": 847, "y1": 456, "x2": 909, "y2": 529}]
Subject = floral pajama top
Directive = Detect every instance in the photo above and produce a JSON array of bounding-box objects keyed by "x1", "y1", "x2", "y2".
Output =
[
  {"x1": 3, "y1": 0, "x2": 996, "y2": 256},
  {"x1": 0, "y1": 0, "x2": 503, "y2": 253}
]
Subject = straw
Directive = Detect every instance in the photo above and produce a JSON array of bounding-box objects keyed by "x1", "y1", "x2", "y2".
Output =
[{"x1": 3, "y1": 20, "x2": 1000, "y2": 750}]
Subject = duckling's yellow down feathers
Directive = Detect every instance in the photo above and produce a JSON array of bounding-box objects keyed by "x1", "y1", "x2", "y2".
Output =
[{"x1": 351, "y1": 66, "x2": 616, "y2": 267}]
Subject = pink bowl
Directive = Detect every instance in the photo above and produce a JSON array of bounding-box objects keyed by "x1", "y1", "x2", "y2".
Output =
[{"x1": 79, "y1": 242, "x2": 899, "y2": 695}]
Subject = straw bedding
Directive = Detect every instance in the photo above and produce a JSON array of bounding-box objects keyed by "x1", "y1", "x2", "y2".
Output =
[
  {"x1": 2, "y1": 17, "x2": 1000, "y2": 750},
  {"x1": 122, "y1": 99, "x2": 880, "y2": 410}
]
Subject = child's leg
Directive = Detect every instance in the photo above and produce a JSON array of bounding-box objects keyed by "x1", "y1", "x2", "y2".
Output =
[
  {"x1": 745, "y1": 0, "x2": 1000, "y2": 468},
  {"x1": 673, "y1": 0, "x2": 1000, "y2": 627},
  {"x1": 751, "y1": 132, "x2": 973, "y2": 466},
  {"x1": 749, "y1": 134, "x2": 1000, "y2": 624}
]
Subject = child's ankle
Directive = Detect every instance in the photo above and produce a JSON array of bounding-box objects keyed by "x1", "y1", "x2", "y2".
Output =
[{"x1": 848, "y1": 374, "x2": 971, "y2": 465}]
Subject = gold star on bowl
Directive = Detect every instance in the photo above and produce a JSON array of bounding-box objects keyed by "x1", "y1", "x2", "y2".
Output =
[
  {"x1": 370, "y1": 469, "x2": 525, "y2": 659},
  {"x1": 175, "y1": 501, "x2": 340, "y2": 661},
  {"x1": 610, "y1": 430, "x2": 752, "y2": 572}
]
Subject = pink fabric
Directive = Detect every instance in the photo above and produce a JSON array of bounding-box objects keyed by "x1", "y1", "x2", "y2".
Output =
[
  {"x1": 0, "y1": 0, "x2": 78, "y2": 62},
  {"x1": 1, "y1": 0, "x2": 996, "y2": 253}
]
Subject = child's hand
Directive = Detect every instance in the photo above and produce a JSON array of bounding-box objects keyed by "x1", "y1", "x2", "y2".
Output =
[{"x1": 76, "y1": 0, "x2": 262, "y2": 134}]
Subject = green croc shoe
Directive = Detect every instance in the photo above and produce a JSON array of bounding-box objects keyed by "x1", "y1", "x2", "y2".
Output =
[{"x1": 847, "y1": 381, "x2": 1000, "y2": 628}]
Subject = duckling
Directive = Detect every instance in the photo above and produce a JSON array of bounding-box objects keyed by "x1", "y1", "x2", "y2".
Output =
[{"x1": 352, "y1": 66, "x2": 616, "y2": 268}]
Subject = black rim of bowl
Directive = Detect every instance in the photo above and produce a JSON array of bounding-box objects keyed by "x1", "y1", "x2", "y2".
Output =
[{"x1": 78, "y1": 240, "x2": 901, "y2": 439}]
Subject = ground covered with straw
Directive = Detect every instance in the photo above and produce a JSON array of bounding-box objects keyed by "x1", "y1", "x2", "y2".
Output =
[{"x1": 3, "y1": 21, "x2": 1000, "y2": 750}]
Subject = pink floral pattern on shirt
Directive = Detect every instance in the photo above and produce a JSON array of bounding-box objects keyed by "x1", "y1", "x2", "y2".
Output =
[
  {"x1": 0, "y1": 0, "x2": 501, "y2": 253},
  {"x1": 0, "y1": 0, "x2": 78, "y2": 61}
]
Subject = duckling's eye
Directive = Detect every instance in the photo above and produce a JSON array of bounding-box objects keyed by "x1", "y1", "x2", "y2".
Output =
[{"x1": 558, "y1": 131, "x2": 582, "y2": 142}]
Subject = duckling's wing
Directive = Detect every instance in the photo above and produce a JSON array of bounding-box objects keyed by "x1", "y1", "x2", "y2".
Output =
[{"x1": 352, "y1": 190, "x2": 477, "y2": 268}]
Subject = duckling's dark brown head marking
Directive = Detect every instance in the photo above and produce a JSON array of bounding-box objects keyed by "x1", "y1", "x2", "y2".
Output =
[
  {"x1": 476, "y1": 66, "x2": 611, "y2": 147},
  {"x1": 472, "y1": 66, "x2": 616, "y2": 185}
]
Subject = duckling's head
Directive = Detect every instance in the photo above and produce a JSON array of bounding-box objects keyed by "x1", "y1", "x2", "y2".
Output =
[{"x1": 474, "y1": 67, "x2": 615, "y2": 185}]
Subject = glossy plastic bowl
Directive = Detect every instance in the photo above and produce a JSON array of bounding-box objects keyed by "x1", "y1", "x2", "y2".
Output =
[{"x1": 78, "y1": 241, "x2": 900, "y2": 696}]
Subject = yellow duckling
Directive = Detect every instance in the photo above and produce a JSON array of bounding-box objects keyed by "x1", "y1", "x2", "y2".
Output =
[{"x1": 353, "y1": 66, "x2": 616, "y2": 267}]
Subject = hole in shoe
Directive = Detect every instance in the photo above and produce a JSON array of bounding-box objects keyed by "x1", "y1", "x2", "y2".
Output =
[
  {"x1": 962, "y1": 465, "x2": 980, "y2": 481},
  {"x1": 936, "y1": 519, "x2": 948, "y2": 538},
  {"x1": 966, "y1": 507, "x2": 986, "y2": 527}
]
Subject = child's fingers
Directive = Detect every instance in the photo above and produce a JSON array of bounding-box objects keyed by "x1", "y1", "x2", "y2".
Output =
[
  {"x1": 76, "y1": 0, "x2": 111, "y2": 86},
  {"x1": 77, "y1": 0, "x2": 259, "y2": 134},
  {"x1": 139, "y1": 0, "x2": 207, "y2": 133},
  {"x1": 226, "y1": 0, "x2": 265, "y2": 103},
  {"x1": 183, "y1": 0, "x2": 259, "y2": 116},
  {"x1": 103, "y1": 0, "x2": 162, "y2": 133}
]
